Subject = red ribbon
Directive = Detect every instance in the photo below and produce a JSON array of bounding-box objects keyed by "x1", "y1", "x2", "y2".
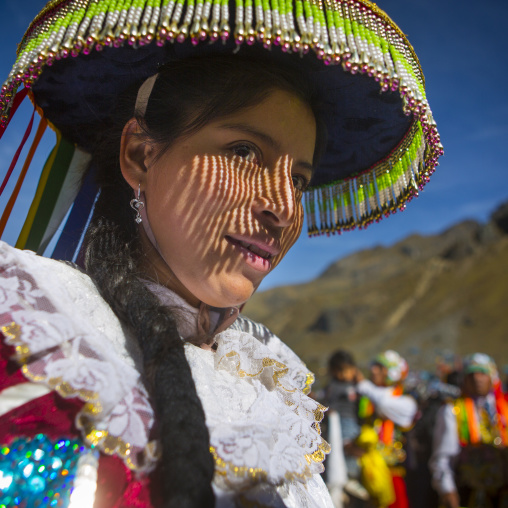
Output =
[
  {"x1": 0, "y1": 87, "x2": 28, "y2": 139},
  {"x1": 0, "y1": 103, "x2": 35, "y2": 198}
]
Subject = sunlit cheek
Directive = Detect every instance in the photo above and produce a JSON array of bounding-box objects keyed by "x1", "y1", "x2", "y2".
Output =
[
  {"x1": 264, "y1": 157, "x2": 304, "y2": 269},
  {"x1": 184, "y1": 156, "x2": 262, "y2": 256},
  {"x1": 272, "y1": 199, "x2": 304, "y2": 269},
  {"x1": 253, "y1": 155, "x2": 294, "y2": 216},
  {"x1": 220, "y1": 157, "x2": 264, "y2": 235},
  {"x1": 156, "y1": 156, "x2": 228, "y2": 259},
  {"x1": 274, "y1": 155, "x2": 297, "y2": 220},
  {"x1": 239, "y1": 159, "x2": 263, "y2": 236},
  {"x1": 169, "y1": 155, "x2": 301, "y2": 273}
]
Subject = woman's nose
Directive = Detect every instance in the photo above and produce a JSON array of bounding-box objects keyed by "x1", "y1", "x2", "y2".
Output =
[{"x1": 252, "y1": 155, "x2": 297, "y2": 228}]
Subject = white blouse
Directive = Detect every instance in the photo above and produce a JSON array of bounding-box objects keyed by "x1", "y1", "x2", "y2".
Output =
[{"x1": 0, "y1": 241, "x2": 333, "y2": 507}]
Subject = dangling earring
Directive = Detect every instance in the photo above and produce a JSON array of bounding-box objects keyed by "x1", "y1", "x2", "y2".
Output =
[{"x1": 130, "y1": 184, "x2": 144, "y2": 224}]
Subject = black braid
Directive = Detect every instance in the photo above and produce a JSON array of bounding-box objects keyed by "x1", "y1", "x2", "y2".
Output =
[{"x1": 83, "y1": 187, "x2": 215, "y2": 507}]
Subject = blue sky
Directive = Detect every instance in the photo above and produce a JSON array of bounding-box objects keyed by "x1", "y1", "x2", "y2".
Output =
[{"x1": 1, "y1": 0, "x2": 507, "y2": 290}]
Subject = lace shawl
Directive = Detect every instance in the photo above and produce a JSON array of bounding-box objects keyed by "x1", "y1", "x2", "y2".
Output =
[{"x1": 0, "y1": 241, "x2": 333, "y2": 507}]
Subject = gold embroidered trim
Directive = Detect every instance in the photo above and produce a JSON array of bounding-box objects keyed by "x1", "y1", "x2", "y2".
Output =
[
  {"x1": 1, "y1": 319, "x2": 157, "y2": 471},
  {"x1": 306, "y1": 441, "x2": 332, "y2": 464},
  {"x1": 211, "y1": 445, "x2": 268, "y2": 483},
  {"x1": 303, "y1": 372, "x2": 315, "y2": 395},
  {"x1": 214, "y1": 344, "x2": 330, "y2": 483},
  {"x1": 219, "y1": 350, "x2": 297, "y2": 393},
  {"x1": 211, "y1": 444, "x2": 319, "y2": 485}
]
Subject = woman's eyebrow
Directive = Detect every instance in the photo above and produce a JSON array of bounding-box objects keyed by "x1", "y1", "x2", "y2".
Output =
[
  {"x1": 217, "y1": 122, "x2": 315, "y2": 173},
  {"x1": 217, "y1": 122, "x2": 280, "y2": 151}
]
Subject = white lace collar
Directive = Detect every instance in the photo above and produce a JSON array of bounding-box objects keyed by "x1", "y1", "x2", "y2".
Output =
[
  {"x1": 186, "y1": 328, "x2": 330, "y2": 491},
  {"x1": 143, "y1": 281, "x2": 239, "y2": 342}
]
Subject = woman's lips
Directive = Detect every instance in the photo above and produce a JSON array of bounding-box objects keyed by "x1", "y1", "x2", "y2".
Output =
[{"x1": 225, "y1": 235, "x2": 277, "y2": 272}]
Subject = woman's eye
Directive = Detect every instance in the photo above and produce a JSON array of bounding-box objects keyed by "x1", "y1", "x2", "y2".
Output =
[
  {"x1": 292, "y1": 174, "x2": 309, "y2": 192},
  {"x1": 231, "y1": 143, "x2": 262, "y2": 164}
]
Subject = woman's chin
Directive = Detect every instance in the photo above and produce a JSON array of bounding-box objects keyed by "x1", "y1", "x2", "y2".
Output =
[{"x1": 195, "y1": 277, "x2": 259, "y2": 309}]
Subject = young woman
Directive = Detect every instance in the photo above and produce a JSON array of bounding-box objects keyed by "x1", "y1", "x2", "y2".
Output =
[{"x1": 0, "y1": 1, "x2": 442, "y2": 507}]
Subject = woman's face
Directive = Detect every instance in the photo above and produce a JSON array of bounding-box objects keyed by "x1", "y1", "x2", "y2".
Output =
[{"x1": 138, "y1": 89, "x2": 316, "y2": 308}]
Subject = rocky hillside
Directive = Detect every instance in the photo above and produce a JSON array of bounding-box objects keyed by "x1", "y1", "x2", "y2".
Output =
[{"x1": 243, "y1": 203, "x2": 508, "y2": 381}]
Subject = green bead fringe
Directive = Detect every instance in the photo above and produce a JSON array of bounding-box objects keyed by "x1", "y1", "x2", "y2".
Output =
[{"x1": 305, "y1": 120, "x2": 430, "y2": 235}]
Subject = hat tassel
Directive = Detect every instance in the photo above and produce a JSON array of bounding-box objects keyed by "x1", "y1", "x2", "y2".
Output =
[{"x1": 305, "y1": 119, "x2": 430, "y2": 235}]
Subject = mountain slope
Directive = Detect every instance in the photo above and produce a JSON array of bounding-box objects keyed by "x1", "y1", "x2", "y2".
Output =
[{"x1": 243, "y1": 204, "x2": 508, "y2": 377}]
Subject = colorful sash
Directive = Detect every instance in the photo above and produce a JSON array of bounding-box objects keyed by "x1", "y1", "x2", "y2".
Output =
[{"x1": 455, "y1": 391, "x2": 508, "y2": 447}]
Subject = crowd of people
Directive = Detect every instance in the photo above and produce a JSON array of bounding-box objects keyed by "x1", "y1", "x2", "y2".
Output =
[{"x1": 319, "y1": 350, "x2": 508, "y2": 508}]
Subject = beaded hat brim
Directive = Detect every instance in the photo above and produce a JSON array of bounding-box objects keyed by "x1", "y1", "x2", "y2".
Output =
[{"x1": 0, "y1": 0, "x2": 442, "y2": 243}]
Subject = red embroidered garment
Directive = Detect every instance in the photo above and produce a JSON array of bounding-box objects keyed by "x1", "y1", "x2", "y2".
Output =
[{"x1": 0, "y1": 338, "x2": 159, "y2": 507}]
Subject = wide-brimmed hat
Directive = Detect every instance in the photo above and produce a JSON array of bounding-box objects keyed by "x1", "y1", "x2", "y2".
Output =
[{"x1": 0, "y1": 0, "x2": 442, "y2": 258}]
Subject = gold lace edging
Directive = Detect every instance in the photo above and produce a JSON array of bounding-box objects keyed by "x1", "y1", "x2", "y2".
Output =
[
  {"x1": 219, "y1": 350, "x2": 297, "y2": 393},
  {"x1": 211, "y1": 443, "x2": 327, "y2": 486},
  {"x1": 1, "y1": 321, "x2": 159, "y2": 472},
  {"x1": 215, "y1": 344, "x2": 330, "y2": 481}
]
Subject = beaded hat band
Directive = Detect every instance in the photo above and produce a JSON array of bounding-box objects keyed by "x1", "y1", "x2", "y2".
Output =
[{"x1": 0, "y1": 0, "x2": 442, "y2": 257}]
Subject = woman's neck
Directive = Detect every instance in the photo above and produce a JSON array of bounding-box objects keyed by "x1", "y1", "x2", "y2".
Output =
[{"x1": 138, "y1": 230, "x2": 201, "y2": 308}]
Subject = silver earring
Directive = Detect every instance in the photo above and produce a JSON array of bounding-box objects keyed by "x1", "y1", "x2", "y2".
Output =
[{"x1": 130, "y1": 184, "x2": 144, "y2": 224}]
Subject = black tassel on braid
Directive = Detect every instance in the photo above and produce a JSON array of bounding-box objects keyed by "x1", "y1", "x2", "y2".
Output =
[
  {"x1": 83, "y1": 188, "x2": 215, "y2": 508},
  {"x1": 80, "y1": 54, "x2": 324, "y2": 507}
]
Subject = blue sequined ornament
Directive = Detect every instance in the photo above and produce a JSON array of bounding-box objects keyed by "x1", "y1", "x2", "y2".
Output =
[{"x1": 0, "y1": 434, "x2": 88, "y2": 507}]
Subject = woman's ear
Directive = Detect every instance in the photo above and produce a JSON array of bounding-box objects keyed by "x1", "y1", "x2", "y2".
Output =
[{"x1": 119, "y1": 118, "x2": 154, "y2": 192}]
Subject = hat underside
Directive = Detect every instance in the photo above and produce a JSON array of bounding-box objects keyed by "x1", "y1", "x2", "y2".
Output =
[
  {"x1": 0, "y1": 0, "x2": 442, "y2": 238},
  {"x1": 32, "y1": 41, "x2": 412, "y2": 183}
]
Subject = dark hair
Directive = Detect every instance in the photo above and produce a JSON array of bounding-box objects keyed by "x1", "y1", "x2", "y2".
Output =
[
  {"x1": 445, "y1": 370, "x2": 461, "y2": 388},
  {"x1": 83, "y1": 54, "x2": 324, "y2": 507},
  {"x1": 329, "y1": 350, "x2": 356, "y2": 373}
]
